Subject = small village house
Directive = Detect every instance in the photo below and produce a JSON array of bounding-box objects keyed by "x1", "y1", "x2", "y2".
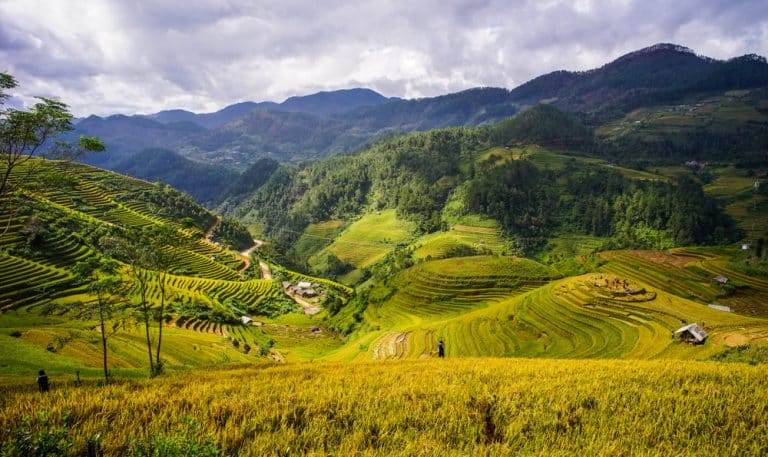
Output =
[{"x1": 283, "y1": 280, "x2": 319, "y2": 298}]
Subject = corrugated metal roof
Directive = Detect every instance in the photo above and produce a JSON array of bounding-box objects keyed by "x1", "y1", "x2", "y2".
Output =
[{"x1": 674, "y1": 323, "x2": 708, "y2": 342}]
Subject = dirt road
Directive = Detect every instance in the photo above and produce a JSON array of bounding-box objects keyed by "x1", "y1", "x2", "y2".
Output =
[
  {"x1": 259, "y1": 261, "x2": 272, "y2": 279},
  {"x1": 238, "y1": 239, "x2": 263, "y2": 274},
  {"x1": 204, "y1": 215, "x2": 222, "y2": 241}
]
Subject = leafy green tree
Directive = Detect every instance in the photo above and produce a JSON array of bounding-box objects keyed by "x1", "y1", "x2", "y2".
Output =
[{"x1": 0, "y1": 72, "x2": 104, "y2": 234}]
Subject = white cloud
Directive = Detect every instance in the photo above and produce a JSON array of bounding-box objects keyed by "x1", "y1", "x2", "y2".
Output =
[{"x1": 1, "y1": 0, "x2": 766, "y2": 116}]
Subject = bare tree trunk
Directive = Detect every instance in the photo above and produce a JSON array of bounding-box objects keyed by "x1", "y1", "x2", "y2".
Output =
[
  {"x1": 98, "y1": 295, "x2": 109, "y2": 382},
  {"x1": 143, "y1": 302, "x2": 154, "y2": 375},
  {"x1": 137, "y1": 274, "x2": 154, "y2": 376},
  {"x1": 155, "y1": 272, "x2": 166, "y2": 372}
]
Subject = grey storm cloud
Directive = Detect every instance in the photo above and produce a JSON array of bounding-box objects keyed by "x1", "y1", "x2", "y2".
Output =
[{"x1": 1, "y1": 0, "x2": 766, "y2": 116}]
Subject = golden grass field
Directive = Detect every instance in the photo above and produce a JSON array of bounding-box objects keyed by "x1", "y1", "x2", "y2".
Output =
[{"x1": 1, "y1": 358, "x2": 766, "y2": 456}]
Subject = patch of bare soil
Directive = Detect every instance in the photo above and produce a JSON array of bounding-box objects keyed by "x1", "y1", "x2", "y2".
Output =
[
  {"x1": 626, "y1": 250, "x2": 700, "y2": 268},
  {"x1": 721, "y1": 288, "x2": 768, "y2": 318},
  {"x1": 725, "y1": 334, "x2": 750, "y2": 347}
]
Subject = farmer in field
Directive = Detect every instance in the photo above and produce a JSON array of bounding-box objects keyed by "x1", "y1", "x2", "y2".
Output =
[
  {"x1": 36, "y1": 369, "x2": 49, "y2": 393},
  {"x1": 437, "y1": 340, "x2": 445, "y2": 358}
]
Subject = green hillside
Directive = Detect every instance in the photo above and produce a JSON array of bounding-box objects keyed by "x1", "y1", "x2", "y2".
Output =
[
  {"x1": 0, "y1": 158, "x2": 352, "y2": 376},
  {"x1": 232, "y1": 122, "x2": 741, "y2": 272},
  {"x1": 200, "y1": 96, "x2": 768, "y2": 367},
  {"x1": 596, "y1": 88, "x2": 768, "y2": 165}
]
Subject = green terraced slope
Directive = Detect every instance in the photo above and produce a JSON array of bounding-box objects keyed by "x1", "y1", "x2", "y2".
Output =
[{"x1": 0, "y1": 157, "x2": 352, "y2": 374}]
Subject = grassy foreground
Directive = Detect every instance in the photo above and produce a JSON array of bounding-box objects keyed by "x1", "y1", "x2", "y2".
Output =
[{"x1": 2, "y1": 358, "x2": 767, "y2": 456}]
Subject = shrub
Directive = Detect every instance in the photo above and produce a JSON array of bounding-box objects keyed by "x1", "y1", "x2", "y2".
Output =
[
  {"x1": 126, "y1": 418, "x2": 219, "y2": 457},
  {"x1": 1, "y1": 411, "x2": 72, "y2": 457}
]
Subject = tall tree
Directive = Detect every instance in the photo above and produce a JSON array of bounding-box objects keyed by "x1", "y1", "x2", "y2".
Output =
[
  {"x1": 100, "y1": 230, "x2": 156, "y2": 376},
  {"x1": 87, "y1": 276, "x2": 125, "y2": 382},
  {"x1": 72, "y1": 256, "x2": 124, "y2": 383},
  {"x1": 146, "y1": 224, "x2": 186, "y2": 373}
]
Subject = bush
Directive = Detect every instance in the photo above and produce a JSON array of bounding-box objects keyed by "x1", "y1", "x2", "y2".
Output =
[
  {"x1": 1, "y1": 411, "x2": 72, "y2": 457},
  {"x1": 127, "y1": 417, "x2": 219, "y2": 457}
]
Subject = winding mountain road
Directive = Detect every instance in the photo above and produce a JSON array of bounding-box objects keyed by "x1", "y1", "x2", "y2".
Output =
[{"x1": 238, "y1": 239, "x2": 269, "y2": 276}]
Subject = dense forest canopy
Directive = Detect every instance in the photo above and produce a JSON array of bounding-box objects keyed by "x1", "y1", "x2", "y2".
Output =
[{"x1": 222, "y1": 104, "x2": 740, "y2": 269}]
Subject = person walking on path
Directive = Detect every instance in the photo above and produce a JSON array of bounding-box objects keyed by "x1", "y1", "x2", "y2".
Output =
[
  {"x1": 437, "y1": 340, "x2": 445, "y2": 358},
  {"x1": 36, "y1": 369, "x2": 49, "y2": 393}
]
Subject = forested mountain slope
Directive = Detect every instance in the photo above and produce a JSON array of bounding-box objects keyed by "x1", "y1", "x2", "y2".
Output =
[
  {"x1": 510, "y1": 43, "x2": 768, "y2": 117},
  {"x1": 223, "y1": 104, "x2": 743, "y2": 260}
]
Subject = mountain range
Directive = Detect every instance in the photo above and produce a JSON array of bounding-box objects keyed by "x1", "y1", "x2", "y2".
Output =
[
  {"x1": 73, "y1": 43, "x2": 768, "y2": 202},
  {"x1": 146, "y1": 87, "x2": 398, "y2": 128}
]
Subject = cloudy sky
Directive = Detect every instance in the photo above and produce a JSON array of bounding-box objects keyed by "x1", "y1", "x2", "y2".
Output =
[{"x1": 2, "y1": 0, "x2": 767, "y2": 116}]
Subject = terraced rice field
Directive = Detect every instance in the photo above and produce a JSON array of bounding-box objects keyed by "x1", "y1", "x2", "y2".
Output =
[
  {"x1": 0, "y1": 253, "x2": 74, "y2": 311},
  {"x1": 601, "y1": 248, "x2": 768, "y2": 313},
  {"x1": 724, "y1": 195, "x2": 768, "y2": 240},
  {"x1": 355, "y1": 251, "x2": 768, "y2": 362},
  {"x1": 599, "y1": 250, "x2": 719, "y2": 302},
  {"x1": 360, "y1": 256, "x2": 558, "y2": 359},
  {"x1": 297, "y1": 220, "x2": 347, "y2": 260},
  {"x1": 324, "y1": 210, "x2": 416, "y2": 268},
  {"x1": 477, "y1": 145, "x2": 535, "y2": 163},
  {"x1": 525, "y1": 148, "x2": 664, "y2": 181},
  {"x1": 412, "y1": 225, "x2": 509, "y2": 259},
  {"x1": 133, "y1": 272, "x2": 281, "y2": 309},
  {"x1": 701, "y1": 165, "x2": 768, "y2": 240},
  {"x1": 1, "y1": 158, "x2": 353, "y2": 371},
  {"x1": 705, "y1": 167, "x2": 762, "y2": 198},
  {"x1": 170, "y1": 243, "x2": 242, "y2": 281},
  {"x1": 597, "y1": 92, "x2": 768, "y2": 144}
]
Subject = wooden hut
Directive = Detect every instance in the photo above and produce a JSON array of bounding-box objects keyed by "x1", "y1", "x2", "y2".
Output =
[{"x1": 674, "y1": 323, "x2": 708, "y2": 344}]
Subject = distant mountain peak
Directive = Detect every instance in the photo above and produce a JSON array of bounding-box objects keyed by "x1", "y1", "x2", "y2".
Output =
[
  {"x1": 730, "y1": 53, "x2": 768, "y2": 64},
  {"x1": 282, "y1": 87, "x2": 384, "y2": 102},
  {"x1": 604, "y1": 42, "x2": 705, "y2": 68},
  {"x1": 638, "y1": 43, "x2": 696, "y2": 55},
  {"x1": 280, "y1": 88, "x2": 393, "y2": 116}
]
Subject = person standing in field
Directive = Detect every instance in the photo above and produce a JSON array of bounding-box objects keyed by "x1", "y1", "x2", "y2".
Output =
[
  {"x1": 36, "y1": 369, "x2": 49, "y2": 393},
  {"x1": 437, "y1": 340, "x2": 445, "y2": 358}
]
